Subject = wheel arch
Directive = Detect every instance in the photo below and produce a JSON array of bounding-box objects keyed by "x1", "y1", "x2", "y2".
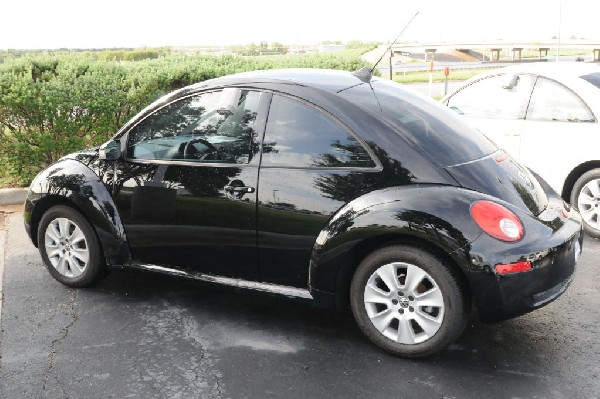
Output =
[
  {"x1": 25, "y1": 158, "x2": 130, "y2": 266},
  {"x1": 308, "y1": 185, "x2": 484, "y2": 309},
  {"x1": 29, "y1": 195, "x2": 86, "y2": 247},
  {"x1": 331, "y1": 233, "x2": 473, "y2": 309},
  {"x1": 561, "y1": 161, "x2": 600, "y2": 203}
]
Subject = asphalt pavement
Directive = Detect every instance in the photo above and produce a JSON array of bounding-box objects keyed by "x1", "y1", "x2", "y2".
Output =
[{"x1": 1, "y1": 211, "x2": 599, "y2": 398}]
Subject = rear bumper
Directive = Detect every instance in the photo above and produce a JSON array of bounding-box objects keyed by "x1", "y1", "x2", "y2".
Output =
[{"x1": 466, "y1": 205, "x2": 582, "y2": 322}]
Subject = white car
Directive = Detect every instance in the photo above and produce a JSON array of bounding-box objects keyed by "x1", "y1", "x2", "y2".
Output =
[{"x1": 443, "y1": 62, "x2": 600, "y2": 237}]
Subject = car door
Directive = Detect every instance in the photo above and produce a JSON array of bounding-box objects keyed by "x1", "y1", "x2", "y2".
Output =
[
  {"x1": 519, "y1": 77, "x2": 597, "y2": 193},
  {"x1": 445, "y1": 74, "x2": 535, "y2": 158},
  {"x1": 256, "y1": 94, "x2": 380, "y2": 288},
  {"x1": 112, "y1": 89, "x2": 268, "y2": 278}
]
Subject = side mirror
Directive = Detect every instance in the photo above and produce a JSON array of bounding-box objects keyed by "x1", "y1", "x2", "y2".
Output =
[
  {"x1": 217, "y1": 88, "x2": 242, "y2": 116},
  {"x1": 502, "y1": 74, "x2": 520, "y2": 90},
  {"x1": 99, "y1": 140, "x2": 122, "y2": 161}
]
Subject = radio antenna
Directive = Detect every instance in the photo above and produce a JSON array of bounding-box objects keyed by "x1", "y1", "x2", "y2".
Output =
[
  {"x1": 371, "y1": 11, "x2": 420, "y2": 73},
  {"x1": 351, "y1": 11, "x2": 420, "y2": 82}
]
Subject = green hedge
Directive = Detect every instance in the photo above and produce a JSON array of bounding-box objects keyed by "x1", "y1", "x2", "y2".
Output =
[{"x1": 0, "y1": 53, "x2": 369, "y2": 185}]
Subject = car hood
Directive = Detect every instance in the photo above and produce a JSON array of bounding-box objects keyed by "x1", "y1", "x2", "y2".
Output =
[{"x1": 445, "y1": 150, "x2": 548, "y2": 216}]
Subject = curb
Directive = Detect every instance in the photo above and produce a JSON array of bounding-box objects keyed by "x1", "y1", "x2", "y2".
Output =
[{"x1": 0, "y1": 188, "x2": 28, "y2": 206}]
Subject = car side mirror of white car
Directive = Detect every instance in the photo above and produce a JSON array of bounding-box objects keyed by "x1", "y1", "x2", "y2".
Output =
[
  {"x1": 217, "y1": 88, "x2": 242, "y2": 116},
  {"x1": 502, "y1": 74, "x2": 520, "y2": 90}
]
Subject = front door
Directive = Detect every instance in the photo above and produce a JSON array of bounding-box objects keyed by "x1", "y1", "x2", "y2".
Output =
[{"x1": 112, "y1": 89, "x2": 267, "y2": 278}]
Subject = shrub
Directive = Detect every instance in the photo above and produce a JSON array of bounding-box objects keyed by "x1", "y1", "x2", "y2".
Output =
[{"x1": 0, "y1": 52, "x2": 370, "y2": 184}]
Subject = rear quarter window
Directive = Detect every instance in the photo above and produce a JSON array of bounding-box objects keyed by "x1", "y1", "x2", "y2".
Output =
[{"x1": 340, "y1": 79, "x2": 498, "y2": 166}]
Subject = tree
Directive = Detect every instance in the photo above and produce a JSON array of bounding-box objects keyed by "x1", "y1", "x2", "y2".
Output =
[{"x1": 271, "y1": 42, "x2": 288, "y2": 54}]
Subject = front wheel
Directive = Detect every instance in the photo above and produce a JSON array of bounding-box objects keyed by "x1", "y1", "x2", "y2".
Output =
[
  {"x1": 571, "y1": 169, "x2": 600, "y2": 238},
  {"x1": 37, "y1": 205, "x2": 106, "y2": 287},
  {"x1": 350, "y1": 245, "x2": 469, "y2": 357}
]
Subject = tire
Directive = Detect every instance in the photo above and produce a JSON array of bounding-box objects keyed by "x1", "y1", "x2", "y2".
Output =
[
  {"x1": 350, "y1": 245, "x2": 469, "y2": 357},
  {"x1": 570, "y1": 169, "x2": 600, "y2": 238},
  {"x1": 37, "y1": 205, "x2": 106, "y2": 287}
]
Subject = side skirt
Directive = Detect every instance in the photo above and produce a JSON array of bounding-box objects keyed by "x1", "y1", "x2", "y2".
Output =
[{"x1": 125, "y1": 262, "x2": 313, "y2": 300}]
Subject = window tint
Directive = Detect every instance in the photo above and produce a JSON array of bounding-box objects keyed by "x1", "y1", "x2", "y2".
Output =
[
  {"x1": 339, "y1": 79, "x2": 498, "y2": 166},
  {"x1": 526, "y1": 77, "x2": 595, "y2": 122},
  {"x1": 127, "y1": 90, "x2": 261, "y2": 164},
  {"x1": 262, "y1": 95, "x2": 375, "y2": 168},
  {"x1": 447, "y1": 74, "x2": 534, "y2": 119}
]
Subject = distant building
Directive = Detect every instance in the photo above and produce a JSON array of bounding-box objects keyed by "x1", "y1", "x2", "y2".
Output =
[{"x1": 319, "y1": 44, "x2": 346, "y2": 53}]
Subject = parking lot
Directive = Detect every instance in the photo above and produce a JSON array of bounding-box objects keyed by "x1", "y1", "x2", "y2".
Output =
[{"x1": 1, "y1": 210, "x2": 599, "y2": 398}]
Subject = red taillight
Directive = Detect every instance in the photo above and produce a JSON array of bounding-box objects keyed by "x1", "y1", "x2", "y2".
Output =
[
  {"x1": 495, "y1": 261, "x2": 532, "y2": 274},
  {"x1": 470, "y1": 200, "x2": 524, "y2": 242}
]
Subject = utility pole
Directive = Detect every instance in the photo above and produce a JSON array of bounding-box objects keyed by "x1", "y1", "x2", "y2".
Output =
[
  {"x1": 556, "y1": 0, "x2": 562, "y2": 62},
  {"x1": 389, "y1": 48, "x2": 393, "y2": 80}
]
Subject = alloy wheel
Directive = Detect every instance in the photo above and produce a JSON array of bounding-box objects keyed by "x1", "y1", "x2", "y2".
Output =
[
  {"x1": 44, "y1": 217, "x2": 90, "y2": 278},
  {"x1": 363, "y1": 262, "x2": 445, "y2": 344},
  {"x1": 577, "y1": 178, "x2": 600, "y2": 230}
]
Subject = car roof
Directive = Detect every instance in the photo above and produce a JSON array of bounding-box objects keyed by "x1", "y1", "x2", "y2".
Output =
[{"x1": 207, "y1": 68, "x2": 369, "y2": 92}]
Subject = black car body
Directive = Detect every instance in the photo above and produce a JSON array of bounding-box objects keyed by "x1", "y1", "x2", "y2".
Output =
[{"x1": 24, "y1": 69, "x2": 582, "y2": 356}]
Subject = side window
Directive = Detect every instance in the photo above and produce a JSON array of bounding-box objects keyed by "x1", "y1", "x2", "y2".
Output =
[
  {"x1": 127, "y1": 90, "x2": 261, "y2": 164},
  {"x1": 262, "y1": 95, "x2": 375, "y2": 168},
  {"x1": 447, "y1": 74, "x2": 534, "y2": 119},
  {"x1": 526, "y1": 77, "x2": 595, "y2": 122}
]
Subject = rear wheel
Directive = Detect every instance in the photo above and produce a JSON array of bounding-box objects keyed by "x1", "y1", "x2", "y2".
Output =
[
  {"x1": 350, "y1": 245, "x2": 469, "y2": 357},
  {"x1": 571, "y1": 169, "x2": 600, "y2": 238},
  {"x1": 37, "y1": 205, "x2": 106, "y2": 287}
]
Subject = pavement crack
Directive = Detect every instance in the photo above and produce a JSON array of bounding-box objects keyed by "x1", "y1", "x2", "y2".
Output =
[
  {"x1": 215, "y1": 377, "x2": 224, "y2": 399},
  {"x1": 182, "y1": 316, "x2": 203, "y2": 383},
  {"x1": 42, "y1": 289, "x2": 79, "y2": 395}
]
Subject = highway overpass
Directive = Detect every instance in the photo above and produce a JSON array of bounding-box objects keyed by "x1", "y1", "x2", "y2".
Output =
[{"x1": 390, "y1": 41, "x2": 600, "y2": 62}]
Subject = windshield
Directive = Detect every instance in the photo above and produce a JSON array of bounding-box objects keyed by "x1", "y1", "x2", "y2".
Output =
[{"x1": 339, "y1": 79, "x2": 498, "y2": 166}]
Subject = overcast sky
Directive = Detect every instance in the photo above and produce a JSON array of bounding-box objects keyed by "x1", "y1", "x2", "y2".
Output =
[{"x1": 2, "y1": 1, "x2": 599, "y2": 49}]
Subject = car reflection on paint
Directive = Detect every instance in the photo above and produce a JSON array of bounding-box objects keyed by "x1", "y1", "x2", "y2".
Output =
[{"x1": 24, "y1": 68, "x2": 582, "y2": 357}]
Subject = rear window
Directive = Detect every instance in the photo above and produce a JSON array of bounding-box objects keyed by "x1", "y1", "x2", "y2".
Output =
[
  {"x1": 581, "y1": 73, "x2": 600, "y2": 89},
  {"x1": 339, "y1": 79, "x2": 497, "y2": 166}
]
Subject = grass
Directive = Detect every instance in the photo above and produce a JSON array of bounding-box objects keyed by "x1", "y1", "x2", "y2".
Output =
[
  {"x1": 392, "y1": 67, "x2": 496, "y2": 84},
  {"x1": 519, "y1": 48, "x2": 587, "y2": 59}
]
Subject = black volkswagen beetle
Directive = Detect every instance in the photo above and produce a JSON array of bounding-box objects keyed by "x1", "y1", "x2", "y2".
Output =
[{"x1": 24, "y1": 68, "x2": 582, "y2": 357}]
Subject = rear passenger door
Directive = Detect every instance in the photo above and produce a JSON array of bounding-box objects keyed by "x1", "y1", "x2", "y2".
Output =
[
  {"x1": 257, "y1": 94, "x2": 379, "y2": 288},
  {"x1": 519, "y1": 77, "x2": 597, "y2": 192}
]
